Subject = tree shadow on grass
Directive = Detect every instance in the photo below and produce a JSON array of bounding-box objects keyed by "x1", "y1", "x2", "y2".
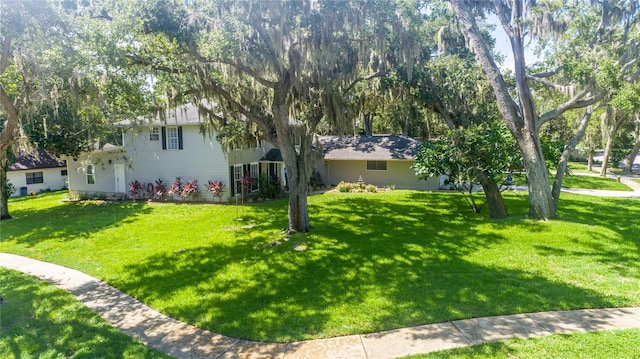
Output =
[
  {"x1": 535, "y1": 195, "x2": 640, "y2": 279},
  {"x1": 2, "y1": 200, "x2": 153, "y2": 247},
  {"x1": 116, "y1": 192, "x2": 626, "y2": 342},
  {"x1": 0, "y1": 268, "x2": 170, "y2": 359}
]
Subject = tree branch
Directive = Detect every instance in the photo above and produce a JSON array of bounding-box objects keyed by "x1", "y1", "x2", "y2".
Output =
[
  {"x1": 551, "y1": 107, "x2": 593, "y2": 209},
  {"x1": 125, "y1": 55, "x2": 189, "y2": 74},
  {"x1": 620, "y1": 57, "x2": 638, "y2": 74},
  {"x1": 249, "y1": 12, "x2": 285, "y2": 76},
  {"x1": 0, "y1": 35, "x2": 12, "y2": 75},
  {"x1": 493, "y1": 0, "x2": 514, "y2": 38},
  {"x1": 0, "y1": 85, "x2": 21, "y2": 154},
  {"x1": 528, "y1": 65, "x2": 562, "y2": 78},
  {"x1": 201, "y1": 83, "x2": 274, "y2": 137},
  {"x1": 342, "y1": 71, "x2": 388, "y2": 95},
  {"x1": 185, "y1": 41, "x2": 279, "y2": 89},
  {"x1": 537, "y1": 88, "x2": 604, "y2": 128},
  {"x1": 219, "y1": 59, "x2": 279, "y2": 88},
  {"x1": 449, "y1": 0, "x2": 523, "y2": 135},
  {"x1": 526, "y1": 74, "x2": 573, "y2": 92}
]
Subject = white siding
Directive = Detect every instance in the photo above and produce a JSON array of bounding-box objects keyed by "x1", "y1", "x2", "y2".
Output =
[
  {"x1": 8, "y1": 167, "x2": 68, "y2": 197},
  {"x1": 124, "y1": 126, "x2": 231, "y2": 200},
  {"x1": 66, "y1": 150, "x2": 124, "y2": 199},
  {"x1": 326, "y1": 160, "x2": 438, "y2": 190}
]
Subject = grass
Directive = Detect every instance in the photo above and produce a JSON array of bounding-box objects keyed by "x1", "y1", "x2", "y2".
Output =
[
  {"x1": 1, "y1": 190, "x2": 640, "y2": 342},
  {"x1": 405, "y1": 328, "x2": 640, "y2": 358},
  {"x1": 561, "y1": 175, "x2": 632, "y2": 191},
  {"x1": 510, "y1": 171, "x2": 632, "y2": 191},
  {"x1": 0, "y1": 267, "x2": 171, "y2": 359}
]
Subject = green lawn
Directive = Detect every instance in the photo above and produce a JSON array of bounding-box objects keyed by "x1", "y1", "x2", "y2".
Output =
[
  {"x1": 406, "y1": 328, "x2": 640, "y2": 358},
  {"x1": 0, "y1": 268, "x2": 171, "y2": 359},
  {"x1": 562, "y1": 175, "x2": 632, "y2": 191},
  {"x1": 510, "y1": 171, "x2": 632, "y2": 191},
  {"x1": 1, "y1": 190, "x2": 640, "y2": 342}
]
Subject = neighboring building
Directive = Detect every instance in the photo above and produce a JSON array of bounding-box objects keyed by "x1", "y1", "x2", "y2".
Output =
[
  {"x1": 8, "y1": 151, "x2": 68, "y2": 197},
  {"x1": 315, "y1": 135, "x2": 439, "y2": 190},
  {"x1": 65, "y1": 104, "x2": 271, "y2": 201}
]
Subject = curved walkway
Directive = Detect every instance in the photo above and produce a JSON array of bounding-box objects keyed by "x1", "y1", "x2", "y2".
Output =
[{"x1": 2, "y1": 253, "x2": 640, "y2": 358}]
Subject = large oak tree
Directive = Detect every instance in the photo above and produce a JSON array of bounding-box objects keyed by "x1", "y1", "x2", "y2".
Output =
[
  {"x1": 101, "y1": 0, "x2": 420, "y2": 232},
  {"x1": 450, "y1": 0, "x2": 640, "y2": 219}
]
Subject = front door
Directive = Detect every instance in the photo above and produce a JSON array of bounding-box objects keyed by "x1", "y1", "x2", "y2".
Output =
[{"x1": 114, "y1": 164, "x2": 125, "y2": 193}]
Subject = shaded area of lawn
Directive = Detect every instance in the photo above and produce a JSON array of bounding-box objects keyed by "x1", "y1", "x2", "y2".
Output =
[
  {"x1": 407, "y1": 328, "x2": 640, "y2": 358},
  {"x1": 0, "y1": 268, "x2": 171, "y2": 359},
  {"x1": 114, "y1": 192, "x2": 638, "y2": 341},
  {"x1": 2, "y1": 191, "x2": 639, "y2": 342}
]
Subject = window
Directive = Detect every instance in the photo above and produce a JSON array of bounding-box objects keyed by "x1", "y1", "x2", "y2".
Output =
[
  {"x1": 161, "y1": 126, "x2": 183, "y2": 150},
  {"x1": 150, "y1": 128, "x2": 160, "y2": 141},
  {"x1": 250, "y1": 162, "x2": 259, "y2": 192},
  {"x1": 166, "y1": 127, "x2": 179, "y2": 150},
  {"x1": 86, "y1": 164, "x2": 95, "y2": 184},
  {"x1": 61, "y1": 169, "x2": 68, "y2": 176},
  {"x1": 366, "y1": 161, "x2": 387, "y2": 171},
  {"x1": 233, "y1": 165, "x2": 243, "y2": 195},
  {"x1": 26, "y1": 172, "x2": 44, "y2": 185}
]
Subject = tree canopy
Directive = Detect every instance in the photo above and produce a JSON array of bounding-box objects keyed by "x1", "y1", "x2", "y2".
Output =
[{"x1": 85, "y1": 0, "x2": 424, "y2": 231}]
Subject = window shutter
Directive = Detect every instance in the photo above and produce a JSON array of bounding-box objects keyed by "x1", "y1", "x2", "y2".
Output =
[
  {"x1": 229, "y1": 166, "x2": 235, "y2": 195},
  {"x1": 161, "y1": 127, "x2": 167, "y2": 150},
  {"x1": 178, "y1": 126, "x2": 183, "y2": 150}
]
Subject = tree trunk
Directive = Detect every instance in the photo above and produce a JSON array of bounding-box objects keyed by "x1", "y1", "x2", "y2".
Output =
[
  {"x1": 625, "y1": 140, "x2": 640, "y2": 172},
  {"x1": 588, "y1": 150, "x2": 594, "y2": 171},
  {"x1": 0, "y1": 85, "x2": 20, "y2": 221},
  {"x1": 519, "y1": 130, "x2": 556, "y2": 219},
  {"x1": 402, "y1": 116, "x2": 409, "y2": 136},
  {"x1": 600, "y1": 122, "x2": 620, "y2": 176},
  {"x1": 363, "y1": 114, "x2": 373, "y2": 136},
  {"x1": 280, "y1": 144, "x2": 310, "y2": 232},
  {"x1": 480, "y1": 173, "x2": 508, "y2": 219},
  {"x1": 272, "y1": 87, "x2": 311, "y2": 233},
  {"x1": 0, "y1": 153, "x2": 12, "y2": 220},
  {"x1": 450, "y1": 0, "x2": 556, "y2": 220},
  {"x1": 552, "y1": 109, "x2": 592, "y2": 212}
]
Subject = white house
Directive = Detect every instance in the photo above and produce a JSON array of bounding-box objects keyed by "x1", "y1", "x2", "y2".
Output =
[
  {"x1": 65, "y1": 104, "x2": 439, "y2": 200},
  {"x1": 65, "y1": 104, "x2": 271, "y2": 201},
  {"x1": 8, "y1": 151, "x2": 68, "y2": 197}
]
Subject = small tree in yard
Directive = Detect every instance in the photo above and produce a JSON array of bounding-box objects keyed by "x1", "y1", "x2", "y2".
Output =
[{"x1": 413, "y1": 122, "x2": 521, "y2": 219}]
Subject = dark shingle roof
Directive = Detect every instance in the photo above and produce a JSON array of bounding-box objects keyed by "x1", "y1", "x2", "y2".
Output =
[
  {"x1": 9, "y1": 151, "x2": 66, "y2": 171},
  {"x1": 260, "y1": 148, "x2": 283, "y2": 162},
  {"x1": 319, "y1": 135, "x2": 421, "y2": 160}
]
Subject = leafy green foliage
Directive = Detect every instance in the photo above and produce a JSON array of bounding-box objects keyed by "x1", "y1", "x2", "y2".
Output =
[
  {"x1": 257, "y1": 174, "x2": 280, "y2": 200},
  {"x1": 414, "y1": 122, "x2": 521, "y2": 189}
]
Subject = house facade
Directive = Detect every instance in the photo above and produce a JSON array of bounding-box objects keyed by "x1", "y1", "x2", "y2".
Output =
[
  {"x1": 316, "y1": 135, "x2": 439, "y2": 190},
  {"x1": 65, "y1": 104, "x2": 271, "y2": 201},
  {"x1": 66, "y1": 104, "x2": 439, "y2": 200},
  {"x1": 8, "y1": 151, "x2": 68, "y2": 197}
]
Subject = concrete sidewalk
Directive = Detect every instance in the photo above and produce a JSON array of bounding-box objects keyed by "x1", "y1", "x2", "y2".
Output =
[{"x1": 2, "y1": 252, "x2": 640, "y2": 358}]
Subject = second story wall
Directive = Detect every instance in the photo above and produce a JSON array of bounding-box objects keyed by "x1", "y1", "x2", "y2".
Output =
[{"x1": 123, "y1": 125, "x2": 231, "y2": 198}]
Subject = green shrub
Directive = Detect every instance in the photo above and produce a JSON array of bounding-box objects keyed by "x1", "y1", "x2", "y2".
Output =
[
  {"x1": 336, "y1": 181, "x2": 354, "y2": 192},
  {"x1": 366, "y1": 184, "x2": 377, "y2": 193}
]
